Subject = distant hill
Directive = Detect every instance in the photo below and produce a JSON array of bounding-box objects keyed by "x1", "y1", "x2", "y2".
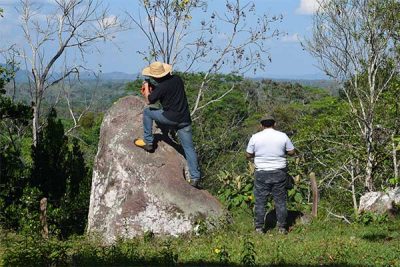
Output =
[
  {"x1": 270, "y1": 79, "x2": 340, "y2": 95},
  {"x1": 251, "y1": 76, "x2": 340, "y2": 95},
  {"x1": 13, "y1": 69, "x2": 140, "y2": 83},
  {"x1": 7, "y1": 66, "x2": 339, "y2": 93},
  {"x1": 80, "y1": 71, "x2": 140, "y2": 81},
  {"x1": 261, "y1": 72, "x2": 330, "y2": 80}
]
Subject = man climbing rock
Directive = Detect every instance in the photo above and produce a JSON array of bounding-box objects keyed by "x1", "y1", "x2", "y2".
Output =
[
  {"x1": 134, "y1": 61, "x2": 201, "y2": 188},
  {"x1": 246, "y1": 115, "x2": 295, "y2": 234}
]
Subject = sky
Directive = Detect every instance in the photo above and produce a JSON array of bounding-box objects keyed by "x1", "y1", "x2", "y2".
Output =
[{"x1": 0, "y1": 0, "x2": 325, "y2": 79}]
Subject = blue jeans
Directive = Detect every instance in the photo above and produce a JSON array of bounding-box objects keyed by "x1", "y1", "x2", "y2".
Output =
[
  {"x1": 254, "y1": 170, "x2": 287, "y2": 229},
  {"x1": 143, "y1": 107, "x2": 201, "y2": 180}
]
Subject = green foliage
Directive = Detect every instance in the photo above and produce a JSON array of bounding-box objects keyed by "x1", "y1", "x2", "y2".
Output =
[
  {"x1": 0, "y1": 106, "x2": 92, "y2": 238},
  {"x1": 2, "y1": 66, "x2": 399, "y2": 266},
  {"x1": 125, "y1": 78, "x2": 143, "y2": 95},
  {"x1": 2, "y1": 237, "x2": 69, "y2": 267},
  {"x1": 56, "y1": 139, "x2": 91, "y2": 237},
  {"x1": 32, "y1": 109, "x2": 90, "y2": 236},
  {"x1": 217, "y1": 165, "x2": 254, "y2": 210},
  {"x1": 31, "y1": 108, "x2": 69, "y2": 202},
  {"x1": 0, "y1": 65, "x2": 31, "y2": 121},
  {"x1": 2, "y1": 211, "x2": 400, "y2": 266},
  {"x1": 287, "y1": 186, "x2": 309, "y2": 212},
  {"x1": 290, "y1": 96, "x2": 364, "y2": 215},
  {"x1": 356, "y1": 212, "x2": 389, "y2": 225},
  {"x1": 160, "y1": 240, "x2": 179, "y2": 266},
  {"x1": 292, "y1": 77, "x2": 398, "y2": 210},
  {"x1": 388, "y1": 177, "x2": 399, "y2": 187},
  {"x1": 0, "y1": 66, "x2": 32, "y2": 229},
  {"x1": 143, "y1": 230, "x2": 155, "y2": 242},
  {"x1": 271, "y1": 239, "x2": 286, "y2": 265},
  {"x1": 194, "y1": 218, "x2": 208, "y2": 235},
  {"x1": 70, "y1": 237, "x2": 179, "y2": 266},
  {"x1": 76, "y1": 112, "x2": 103, "y2": 167},
  {"x1": 240, "y1": 239, "x2": 256, "y2": 266},
  {"x1": 14, "y1": 187, "x2": 42, "y2": 235},
  {"x1": 179, "y1": 73, "x2": 251, "y2": 190},
  {"x1": 177, "y1": 72, "x2": 331, "y2": 194},
  {"x1": 79, "y1": 111, "x2": 96, "y2": 129},
  {"x1": 216, "y1": 245, "x2": 230, "y2": 264}
]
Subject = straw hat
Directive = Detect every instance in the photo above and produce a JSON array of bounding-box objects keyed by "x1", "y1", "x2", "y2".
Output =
[{"x1": 142, "y1": 61, "x2": 172, "y2": 78}]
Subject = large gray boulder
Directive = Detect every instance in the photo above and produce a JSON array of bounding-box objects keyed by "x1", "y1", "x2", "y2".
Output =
[
  {"x1": 87, "y1": 96, "x2": 225, "y2": 243},
  {"x1": 358, "y1": 187, "x2": 400, "y2": 214}
]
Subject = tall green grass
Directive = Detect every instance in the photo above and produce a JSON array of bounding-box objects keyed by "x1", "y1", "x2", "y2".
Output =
[{"x1": 1, "y1": 210, "x2": 399, "y2": 266}]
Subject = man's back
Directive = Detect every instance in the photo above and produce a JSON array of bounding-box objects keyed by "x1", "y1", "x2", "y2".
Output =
[
  {"x1": 148, "y1": 75, "x2": 191, "y2": 123},
  {"x1": 246, "y1": 128, "x2": 294, "y2": 171},
  {"x1": 245, "y1": 118, "x2": 295, "y2": 234}
]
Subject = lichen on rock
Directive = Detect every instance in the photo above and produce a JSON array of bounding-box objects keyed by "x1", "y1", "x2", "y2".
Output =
[{"x1": 87, "y1": 96, "x2": 225, "y2": 243}]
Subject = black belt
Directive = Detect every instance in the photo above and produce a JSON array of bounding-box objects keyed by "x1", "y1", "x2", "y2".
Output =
[{"x1": 176, "y1": 122, "x2": 190, "y2": 129}]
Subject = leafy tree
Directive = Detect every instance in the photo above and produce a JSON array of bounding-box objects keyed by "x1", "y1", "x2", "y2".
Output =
[
  {"x1": 57, "y1": 139, "x2": 90, "y2": 237},
  {"x1": 9, "y1": 0, "x2": 125, "y2": 146},
  {"x1": 375, "y1": 77, "x2": 400, "y2": 184},
  {"x1": 31, "y1": 109, "x2": 68, "y2": 203},
  {"x1": 29, "y1": 108, "x2": 91, "y2": 237},
  {"x1": 305, "y1": 0, "x2": 400, "y2": 191},
  {"x1": 292, "y1": 97, "x2": 365, "y2": 215},
  {"x1": 0, "y1": 65, "x2": 31, "y2": 228}
]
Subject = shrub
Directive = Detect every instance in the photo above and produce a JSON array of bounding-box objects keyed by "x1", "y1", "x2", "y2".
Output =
[
  {"x1": 217, "y1": 164, "x2": 254, "y2": 210},
  {"x1": 3, "y1": 237, "x2": 69, "y2": 267}
]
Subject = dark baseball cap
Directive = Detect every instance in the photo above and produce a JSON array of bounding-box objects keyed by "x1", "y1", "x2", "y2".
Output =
[{"x1": 260, "y1": 114, "x2": 276, "y2": 122}]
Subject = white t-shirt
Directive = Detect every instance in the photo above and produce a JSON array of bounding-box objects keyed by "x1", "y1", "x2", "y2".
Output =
[{"x1": 246, "y1": 128, "x2": 294, "y2": 171}]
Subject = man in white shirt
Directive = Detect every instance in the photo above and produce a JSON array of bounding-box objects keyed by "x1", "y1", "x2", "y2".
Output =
[{"x1": 246, "y1": 114, "x2": 295, "y2": 234}]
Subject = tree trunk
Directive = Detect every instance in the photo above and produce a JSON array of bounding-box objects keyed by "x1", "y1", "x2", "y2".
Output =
[
  {"x1": 364, "y1": 125, "x2": 375, "y2": 191},
  {"x1": 350, "y1": 161, "x2": 358, "y2": 215},
  {"x1": 392, "y1": 133, "x2": 399, "y2": 179},
  {"x1": 32, "y1": 104, "x2": 39, "y2": 147},
  {"x1": 365, "y1": 154, "x2": 374, "y2": 191},
  {"x1": 32, "y1": 81, "x2": 43, "y2": 147}
]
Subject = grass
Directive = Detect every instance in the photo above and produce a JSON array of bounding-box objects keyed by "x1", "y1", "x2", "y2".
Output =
[{"x1": 1, "y1": 209, "x2": 400, "y2": 266}]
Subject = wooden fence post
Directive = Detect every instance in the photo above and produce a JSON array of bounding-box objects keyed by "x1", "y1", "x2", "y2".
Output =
[{"x1": 40, "y1": 197, "x2": 48, "y2": 239}]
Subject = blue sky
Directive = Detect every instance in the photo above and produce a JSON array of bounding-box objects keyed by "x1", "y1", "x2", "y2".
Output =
[{"x1": 0, "y1": 0, "x2": 325, "y2": 79}]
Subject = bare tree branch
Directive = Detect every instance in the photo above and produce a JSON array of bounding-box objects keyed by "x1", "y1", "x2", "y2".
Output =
[
  {"x1": 130, "y1": 0, "x2": 282, "y2": 118},
  {"x1": 305, "y1": 0, "x2": 400, "y2": 191},
  {"x1": 13, "y1": 0, "x2": 127, "y2": 146}
]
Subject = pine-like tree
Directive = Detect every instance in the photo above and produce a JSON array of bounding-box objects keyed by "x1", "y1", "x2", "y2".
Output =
[{"x1": 31, "y1": 108, "x2": 68, "y2": 204}]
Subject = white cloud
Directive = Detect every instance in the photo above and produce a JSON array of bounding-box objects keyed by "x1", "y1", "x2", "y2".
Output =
[
  {"x1": 282, "y1": 33, "x2": 300, "y2": 43},
  {"x1": 101, "y1": 15, "x2": 118, "y2": 28},
  {"x1": 296, "y1": 0, "x2": 319, "y2": 15}
]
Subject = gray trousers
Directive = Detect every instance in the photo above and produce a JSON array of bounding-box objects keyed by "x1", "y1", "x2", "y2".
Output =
[{"x1": 254, "y1": 169, "x2": 287, "y2": 229}]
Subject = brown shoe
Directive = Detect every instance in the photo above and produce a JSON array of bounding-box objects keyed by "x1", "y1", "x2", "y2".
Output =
[{"x1": 134, "y1": 138, "x2": 153, "y2": 151}]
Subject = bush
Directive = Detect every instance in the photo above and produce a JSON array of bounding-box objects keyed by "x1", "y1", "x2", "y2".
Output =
[
  {"x1": 3, "y1": 237, "x2": 69, "y2": 267},
  {"x1": 217, "y1": 164, "x2": 254, "y2": 210}
]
